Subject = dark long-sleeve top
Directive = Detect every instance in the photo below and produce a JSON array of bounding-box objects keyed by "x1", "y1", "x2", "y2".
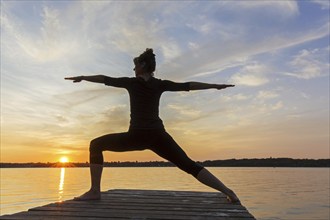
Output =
[{"x1": 104, "y1": 76, "x2": 190, "y2": 130}]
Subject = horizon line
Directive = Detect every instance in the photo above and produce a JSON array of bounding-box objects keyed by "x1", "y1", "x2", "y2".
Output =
[{"x1": 1, "y1": 157, "x2": 329, "y2": 164}]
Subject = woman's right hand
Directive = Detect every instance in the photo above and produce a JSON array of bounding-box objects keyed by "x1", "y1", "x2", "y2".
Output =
[
  {"x1": 65, "y1": 76, "x2": 84, "y2": 83},
  {"x1": 214, "y1": 84, "x2": 235, "y2": 90}
]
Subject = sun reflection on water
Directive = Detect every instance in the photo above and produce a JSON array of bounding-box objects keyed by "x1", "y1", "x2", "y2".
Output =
[{"x1": 58, "y1": 167, "x2": 65, "y2": 202}]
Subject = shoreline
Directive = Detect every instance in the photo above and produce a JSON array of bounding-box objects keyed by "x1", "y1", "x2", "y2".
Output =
[{"x1": 1, "y1": 158, "x2": 329, "y2": 168}]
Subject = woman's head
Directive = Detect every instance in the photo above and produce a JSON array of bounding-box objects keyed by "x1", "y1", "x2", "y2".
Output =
[{"x1": 134, "y1": 48, "x2": 156, "y2": 76}]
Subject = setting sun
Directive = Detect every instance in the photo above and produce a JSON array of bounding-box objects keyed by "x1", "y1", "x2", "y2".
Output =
[{"x1": 59, "y1": 156, "x2": 69, "y2": 163}]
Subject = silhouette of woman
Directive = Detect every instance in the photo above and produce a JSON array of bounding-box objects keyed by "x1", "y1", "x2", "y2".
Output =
[{"x1": 65, "y1": 48, "x2": 239, "y2": 203}]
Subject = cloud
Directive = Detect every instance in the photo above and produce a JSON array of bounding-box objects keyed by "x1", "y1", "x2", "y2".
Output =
[
  {"x1": 167, "y1": 104, "x2": 201, "y2": 118},
  {"x1": 284, "y1": 48, "x2": 330, "y2": 79},
  {"x1": 230, "y1": 74, "x2": 269, "y2": 87},
  {"x1": 223, "y1": 93, "x2": 251, "y2": 102},
  {"x1": 54, "y1": 88, "x2": 124, "y2": 109},
  {"x1": 312, "y1": 0, "x2": 330, "y2": 9},
  {"x1": 257, "y1": 90, "x2": 279, "y2": 100},
  {"x1": 2, "y1": 1, "x2": 328, "y2": 81},
  {"x1": 230, "y1": 63, "x2": 270, "y2": 86},
  {"x1": 1, "y1": 4, "x2": 78, "y2": 63},
  {"x1": 159, "y1": 20, "x2": 329, "y2": 82},
  {"x1": 222, "y1": 1, "x2": 299, "y2": 17},
  {"x1": 271, "y1": 101, "x2": 284, "y2": 111},
  {"x1": 75, "y1": 1, "x2": 185, "y2": 58}
]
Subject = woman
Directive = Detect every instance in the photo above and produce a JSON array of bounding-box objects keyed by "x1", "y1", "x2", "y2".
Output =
[{"x1": 65, "y1": 48, "x2": 240, "y2": 203}]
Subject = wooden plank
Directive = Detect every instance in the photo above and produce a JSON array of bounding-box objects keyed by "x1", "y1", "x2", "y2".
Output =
[
  {"x1": 28, "y1": 206, "x2": 253, "y2": 217},
  {"x1": 1, "y1": 211, "x2": 255, "y2": 220},
  {"x1": 45, "y1": 199, "x2": 245, "y2": 210},
  {"x1": 36, "y1": 202, "x2": 248, "y2": 212},
  {"x1": 27, "y1": 203, "x2": 252, "y2": 217},
  {"x1": 1, "y1": 215, "x2": 255, "y2": 220},
  {"x1": 85, "y1": 196, "x2": 234, "y2": 205},
  {"x1": 103, "y1": 191, "x2": 227, "y2": 199},
  {"x1": 0, "y1": 189, "x2": 256, "y2": 220},
  {"x1": 27, "y1": 203, "x2": 245, "y2": 216},
  {"x1": 110, "y1": 189, "x2": 225, "y2": 197}
]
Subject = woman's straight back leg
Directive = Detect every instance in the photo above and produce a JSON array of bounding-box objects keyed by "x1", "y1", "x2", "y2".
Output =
[{"x1": 150, "y1": 131, "x2": 203, "y2": 177}]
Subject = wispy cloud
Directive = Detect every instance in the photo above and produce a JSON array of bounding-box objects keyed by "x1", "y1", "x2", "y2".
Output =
[
  {"x1": 230, "y1": 63, "x2": 270, "y2": 86},
  {"x1": 221, "y1": 1, "x2": 299, "y2": 17},
  {"x1": 257, "y1": 90, "x2": 279, "y2": 100},
  {"x1": 284, "y1": 47, "x2": 330, "y2": 79},
  {"x1": 167, "y1": 104, "x2": 201, "y2": 118},
  {"x1": 312, "y1": 0, "x2": 330, "y2": 9}
]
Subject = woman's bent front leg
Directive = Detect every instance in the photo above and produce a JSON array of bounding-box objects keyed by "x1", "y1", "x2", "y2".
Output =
[
  {"x1": 74, "y1": 138, "x2": 105, "y2": 201},
  {"x1": 74, "y1": 132, "x2": 134, "y2": 201},
  {"x1": 73, "y1": 163, "x2": 103, "y2": 201}
]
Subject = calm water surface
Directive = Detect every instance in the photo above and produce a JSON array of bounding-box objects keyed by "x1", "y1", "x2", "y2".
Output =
[{"x1": 0, "y1": 167, "x2": 329, "y2": 219}]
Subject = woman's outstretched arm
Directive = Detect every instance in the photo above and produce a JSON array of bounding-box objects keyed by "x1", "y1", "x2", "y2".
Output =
[
  {"x1": 65, "y1": 75, "x2": 106, "y2": 83},
  {"x1": 189, "y1": 82, "x2": 235, "y2": 90}
]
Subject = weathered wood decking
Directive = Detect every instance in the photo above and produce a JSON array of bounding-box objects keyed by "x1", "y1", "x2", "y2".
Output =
[{"x1": 0, "y1": 189, "x2": 256, "y2": 220}]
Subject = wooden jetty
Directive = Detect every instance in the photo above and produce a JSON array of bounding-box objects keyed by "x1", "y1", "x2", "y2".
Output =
[{"x1": 0, "y1": 189, "x2": 256, "y2": 220}]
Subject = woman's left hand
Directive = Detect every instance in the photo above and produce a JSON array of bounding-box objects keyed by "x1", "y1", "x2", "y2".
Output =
[{"x1": 215, "y1": 84, "x2": 235, "y2": 90}]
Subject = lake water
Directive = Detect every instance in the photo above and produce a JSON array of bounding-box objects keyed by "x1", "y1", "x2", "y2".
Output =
[{"x1": 0, "y1": 167, "x2": 329, "y2": 219}]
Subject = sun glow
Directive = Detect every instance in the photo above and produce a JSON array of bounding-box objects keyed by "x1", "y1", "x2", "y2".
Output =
[{"x1": 59, "y1": 156, "x2": 69, "y2": 163}]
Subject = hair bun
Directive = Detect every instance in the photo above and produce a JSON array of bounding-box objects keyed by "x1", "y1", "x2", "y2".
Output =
[{"x1": 145, "y1": 48, "x2": 155, "y2": 57}]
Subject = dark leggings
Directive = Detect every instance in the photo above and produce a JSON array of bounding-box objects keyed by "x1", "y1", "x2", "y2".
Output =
[{"x1": 89, "y1": 129, "x2": 204, "y2": 177}]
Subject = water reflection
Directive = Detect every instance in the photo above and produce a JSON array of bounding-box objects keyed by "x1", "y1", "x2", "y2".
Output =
[
  {"x1": 1, "y1": 167, "x2": 329, "y2": 219},
  {"x1": 58, "y1": 168, "x2": 65, "y2": 202}
]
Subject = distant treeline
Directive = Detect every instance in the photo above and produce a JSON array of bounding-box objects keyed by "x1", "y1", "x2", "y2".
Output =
[{"x1": 1, "y1": 158, "x2": 329, "y2": 168}]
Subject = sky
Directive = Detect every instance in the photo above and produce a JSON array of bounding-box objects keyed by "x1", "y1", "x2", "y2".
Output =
[{"x1": 1, "y1": 0, "x2": 329, "y2": 163}]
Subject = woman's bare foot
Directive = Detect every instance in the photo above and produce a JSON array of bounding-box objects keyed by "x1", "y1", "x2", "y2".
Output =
[
  {"x1": 225, "y1": 190, "x2": 240, "y2": 204},
  {"x1": 73, "y1": 189, "x2": 101, "y2": 201}
]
